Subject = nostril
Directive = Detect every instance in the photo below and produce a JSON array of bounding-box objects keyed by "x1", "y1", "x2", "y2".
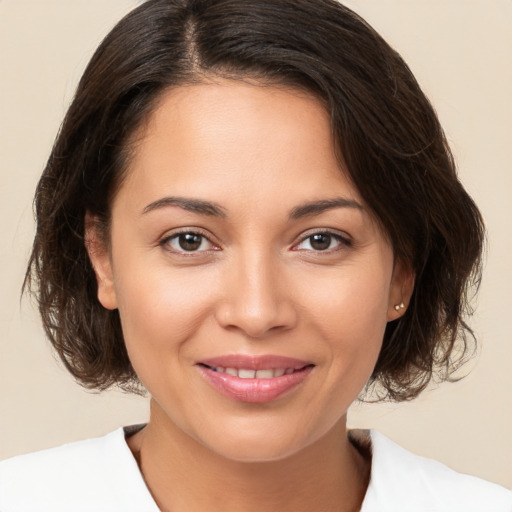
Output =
[{"x1": 214, "y1": 300, "x2": 298, "y2": 338}]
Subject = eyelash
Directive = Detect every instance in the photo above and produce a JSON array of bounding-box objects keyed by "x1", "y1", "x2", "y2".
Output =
[
  {"x1": 292, "y1": 229, "x2": 352, "y2": 253},
  {"x1": 159, "y1": 228, "x2": 352, "y2": 257},
  {"x1": 159, "y1": 228, "x2": 219, "y2": 255}
]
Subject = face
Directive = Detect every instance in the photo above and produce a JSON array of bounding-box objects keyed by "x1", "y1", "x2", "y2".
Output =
[{"x1": 89, "y1": 80, "x2": 409, "y2": 462}]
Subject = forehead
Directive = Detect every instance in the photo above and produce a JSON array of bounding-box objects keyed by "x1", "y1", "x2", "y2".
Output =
[{"x1": 118, "y1": 80, "x2": 363, "y2": 216}]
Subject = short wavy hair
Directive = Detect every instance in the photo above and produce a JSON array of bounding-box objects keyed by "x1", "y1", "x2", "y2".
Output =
[{"x1": 25, "y1": 0, "x2": 484, "y2": 401}]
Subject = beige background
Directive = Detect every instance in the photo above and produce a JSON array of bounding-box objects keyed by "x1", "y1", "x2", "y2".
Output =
[{"x1": 1, "y1": 0, "x2": 511, "y2": 488}]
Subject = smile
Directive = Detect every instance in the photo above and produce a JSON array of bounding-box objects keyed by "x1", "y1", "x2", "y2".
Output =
[
  {"x1": 206, "y1": 366, "x2": 297, "y2": 378},
  {"x1": 197, "y1": 355, "x2": 314, "y2": 403}
]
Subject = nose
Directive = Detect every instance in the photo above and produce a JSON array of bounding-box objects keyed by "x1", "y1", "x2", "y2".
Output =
[{"x1": 214, "y1": 251, "x2": 298, "y2": 338}]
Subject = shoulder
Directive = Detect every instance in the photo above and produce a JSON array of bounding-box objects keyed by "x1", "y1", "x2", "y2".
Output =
[
  {"x1": 360, "y1": 430, "x2": 512, "y2": 512},
  {"x1": 0, "y1": 427, "x2": 158, "y2": 512}
]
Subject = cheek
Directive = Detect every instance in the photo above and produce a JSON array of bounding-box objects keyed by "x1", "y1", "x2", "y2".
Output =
[
  {"x1": 112, "y1": 261, "x2": 219, "y2": 365},
  {"x1": 300, "y1": 262, "x2": 391, "y2": 340},
  {"x1": 295, "y1": 260, "x2": 391, "y2": 391}
]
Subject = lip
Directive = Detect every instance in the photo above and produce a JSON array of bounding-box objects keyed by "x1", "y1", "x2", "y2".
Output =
[
  {"x1": 197, "y1": 355, "x2": 314, "y2": 404},
  {"x1": 199, "y1": 354, "x2": 311, "y2": 371}
]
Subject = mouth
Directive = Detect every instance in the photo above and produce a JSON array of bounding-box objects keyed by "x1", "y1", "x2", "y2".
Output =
[
  {"x1": 199, "y1": 364, "x2": 307, "y2": 379},
  {"x1": 196, "y1": 355, "x2": 315, "y2": 403}
]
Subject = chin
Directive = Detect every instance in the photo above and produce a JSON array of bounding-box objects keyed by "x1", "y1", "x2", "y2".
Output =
[
  {"x1": 211, "y1": 436, "x2": 306, "y2": 463},
  {"x1": 194, "y1": 416, "x2": 330, "y2": 464}
]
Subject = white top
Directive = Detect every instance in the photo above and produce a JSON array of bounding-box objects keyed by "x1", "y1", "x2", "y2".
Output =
[{"x1": 0, "y1": 427, "x2": 510, "y2": 512}]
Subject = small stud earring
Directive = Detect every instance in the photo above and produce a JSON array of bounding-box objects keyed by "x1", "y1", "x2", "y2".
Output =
[{"x1": 394, "y1": 301, "x2": 405, "y2": 311}]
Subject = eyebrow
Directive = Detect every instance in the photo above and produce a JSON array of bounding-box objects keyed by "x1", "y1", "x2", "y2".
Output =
[
  {"x1": 289, "y1": 197, "x2": 363, "y2": 219},
  {"x1": 142, "y1": 196, "x2": 227, "y2": 217},
  {"x1": 142, "y1": 195, "x2": 362, "y2": 219}
]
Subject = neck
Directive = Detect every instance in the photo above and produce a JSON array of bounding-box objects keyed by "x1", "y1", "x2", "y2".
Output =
[{"x1": 127, "y1": 399, "x2": 370, "y2": 512}]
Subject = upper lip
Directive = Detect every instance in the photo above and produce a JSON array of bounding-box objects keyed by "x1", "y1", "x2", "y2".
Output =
[{"x1": 198, "y1": 355, "x2": 313, "y2": 371}]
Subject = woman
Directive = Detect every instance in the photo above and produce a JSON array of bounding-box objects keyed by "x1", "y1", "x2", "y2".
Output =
[{"x1": 0, "y1": 0, "x2": 510, "y2": 510}]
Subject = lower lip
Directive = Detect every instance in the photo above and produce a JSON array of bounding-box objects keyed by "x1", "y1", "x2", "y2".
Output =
[{"x1": 197, "y1": 365, "x2": 314, "y2": 404}]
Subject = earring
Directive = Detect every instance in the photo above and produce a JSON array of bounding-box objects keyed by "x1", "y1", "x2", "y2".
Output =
[{"x1": 394, "y1": 301, "x2": 405, "y2": 311}]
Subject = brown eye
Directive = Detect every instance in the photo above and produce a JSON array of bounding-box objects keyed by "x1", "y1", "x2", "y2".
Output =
[
  {"x1": 309, "y1": 233, "x2": 332, "y2": 251},
  {"x1": 294, "y1": 231, "x2": 349, "y2": 253},
  {"x1": 164, "y1": 232, "x2": 213, "y2": 253},
  {"x1": 178, "y1": 233, "x2": 203, "y2": 251}
]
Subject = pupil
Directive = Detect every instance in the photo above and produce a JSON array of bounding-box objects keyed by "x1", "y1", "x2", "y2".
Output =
[
  {"x1": 311, "y1": 233, "x2": 331, "y2": 251},
  {"x1": 179, "y1": 233, "x2": 202, "y2": 251}
]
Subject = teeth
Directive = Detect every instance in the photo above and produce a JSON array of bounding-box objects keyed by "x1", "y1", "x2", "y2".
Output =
[
  {"x1": 238, "y1": 369, "x2": 256, "y2": 379},
  {"x1": 255, "y1": 369, "x2": 274, "y2": 378},
  {"x1": 212, "y1": 367, "x2": 297, "y2": 378}
]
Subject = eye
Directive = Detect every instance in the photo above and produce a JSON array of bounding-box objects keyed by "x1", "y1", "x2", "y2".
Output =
[
  {"x1": 294, "y1": 231, "x2": 349, "y2": 252},
  {"x1": 162, "y1": 231, "x2": 215, "y2": 253}
]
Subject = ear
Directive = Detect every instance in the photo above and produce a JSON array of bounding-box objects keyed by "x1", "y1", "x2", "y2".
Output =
[
  {"x1": 84, "y1": 212, "x2": 118, "y2": 310},
  {"x1": 387, "y1": 258, "x2": 415, "y2": 322}
]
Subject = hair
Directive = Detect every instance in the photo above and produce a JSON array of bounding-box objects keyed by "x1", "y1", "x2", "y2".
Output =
[{"x1": 25, "y1": 0, "x2": 484, "y2": 401}]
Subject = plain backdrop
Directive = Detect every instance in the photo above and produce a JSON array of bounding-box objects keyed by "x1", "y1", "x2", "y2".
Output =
[{"x1": 1, "y1": 0, "x2": 511, "y2": 488}]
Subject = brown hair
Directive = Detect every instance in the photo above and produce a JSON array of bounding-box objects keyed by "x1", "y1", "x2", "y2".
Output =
[{"x1": 25, "y1": 0, "x2": 484, "y2": 401}]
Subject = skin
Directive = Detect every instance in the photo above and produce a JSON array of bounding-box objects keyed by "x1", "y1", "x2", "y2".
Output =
[{"x1": 87, "y1": 80, "x2": 413, "y2": 512}]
